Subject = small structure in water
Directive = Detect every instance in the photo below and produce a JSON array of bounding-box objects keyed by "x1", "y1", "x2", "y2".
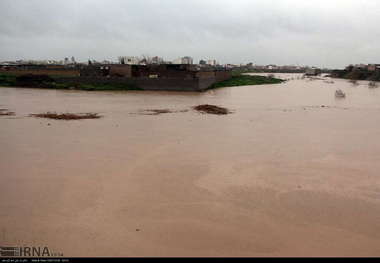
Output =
[
  {"x1": 335, "y1": 89, "x2": 346, "y2": 98},
  {"x1": 305, "y1": 68, "x2": 320, "y2": 76}
]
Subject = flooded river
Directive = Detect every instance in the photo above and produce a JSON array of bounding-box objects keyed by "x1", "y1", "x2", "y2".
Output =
[{"x1": 1, "y1": 74, "x2": 379, "y2": 256}]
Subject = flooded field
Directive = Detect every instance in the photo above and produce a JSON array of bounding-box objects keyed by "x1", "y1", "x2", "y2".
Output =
[{"x1": 1, "y1": 74, "x2": 380, "y2": 257}]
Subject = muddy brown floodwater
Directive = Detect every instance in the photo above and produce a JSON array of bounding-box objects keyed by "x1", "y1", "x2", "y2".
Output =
[{"x1": 0, "y1": 74, "x2": 380, "y2": 257}]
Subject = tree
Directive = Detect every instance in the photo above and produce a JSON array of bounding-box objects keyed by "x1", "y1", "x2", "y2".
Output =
[{"x1": 140, "y1": 54, "x2": 152, "y2": 65}]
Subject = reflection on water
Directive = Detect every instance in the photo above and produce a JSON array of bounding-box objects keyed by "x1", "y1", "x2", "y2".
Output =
[{"x1": 0, "y1": 74, "x2": 380, "y2": 256}]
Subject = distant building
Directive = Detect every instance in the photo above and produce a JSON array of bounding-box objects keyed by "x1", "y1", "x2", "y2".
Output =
[
  {"x1": 152, "y1": 56, "x2": 164, "y2": 64},
  {"x1": 199, "y1": 60, "x2": 206, "y2": 66},
  {"x1": 173, "y1": 58, "x2": 181, "y2": 64},
  {"x1": 367, "y1": 64, "x2": 380, "y2": 71},
  {"x1": 266, "y1": 64, "x2": 277, "y2": 70},
  {"x1": 182, "y1": 56, "x2": 193, "y2": 64},
  {"x1": 173, "y1": 56, "x2": 193, "y2": 65},
  {"x1": 118, "y1": 56, "x2": 139, "y2": 65},
  {"x1": 207, "y1": 60, "x2": 216, "y2": 66}
]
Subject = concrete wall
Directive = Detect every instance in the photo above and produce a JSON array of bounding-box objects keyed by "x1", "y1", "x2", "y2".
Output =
[
  {"x1": 56, "y1": 76, "x2": 224, "y2": 91},
  {"x1": 196, "y1": 71, "x2": 215, "y2": 78},
  {"x1": 139, "y1": 69, "x2": 231, "y2": 81},
  {"x1": 140, "y1": 70, "x2": 197, "y2": 79},
  {"x1": 198, "y1": 77, "x2": 218, "y2": 90},
  {"x1": 135, "y1": 78, "x2": 201, "y2": 91}
]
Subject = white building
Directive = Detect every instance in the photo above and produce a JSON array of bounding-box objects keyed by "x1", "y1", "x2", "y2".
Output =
[
  {"x1": 118, "y1": 56, "x2": 139, "y2": 65},
  {"x1": 182, "y1": 56, "x2": 193, "y2": 64},
  {"x1": 173, "y1": 58, "x2": 182, "y2": 64},
  {"x1": 173, "y1": 56, "x2": 193, "y2": 65},
  {"x1": 207, "y1": 59, "x2": 216, "y2": 66}
]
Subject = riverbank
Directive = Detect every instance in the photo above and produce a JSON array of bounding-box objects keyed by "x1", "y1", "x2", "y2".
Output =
[
  {"x1": 202, "y1": 74, "x2": 284, "y2": 91},
  {"x1": 331, "y1": 69, "x2": 380, "y2": 81},
  {"x1": 1, "y1": 73, "x2": 284, "y2": 92}
]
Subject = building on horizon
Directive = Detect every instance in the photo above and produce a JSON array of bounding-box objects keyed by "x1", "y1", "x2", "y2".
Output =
[
  {"x1": 206, "y1": 60, "x2": 216, "y2": 66},
  {"x1": 118, "y1": 56, "x2": 139, "y2": 65},
  {"x1": 173, "y1": 56, "x2": 193, "y2": 65},
  {"x1": 199, "y1": 60, "x2": 206, "y2": 66},
  {"x1": 152, "y1": 56, "x2": 164, "y2": 64}
]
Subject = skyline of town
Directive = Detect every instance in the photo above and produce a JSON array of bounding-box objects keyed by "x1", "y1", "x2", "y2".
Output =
[{"x1": 1, "y1": 55, "x2": 338, "y2": 70}]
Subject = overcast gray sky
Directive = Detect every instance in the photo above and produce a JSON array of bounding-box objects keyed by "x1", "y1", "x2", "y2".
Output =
[{"x1": 1, "y1": 0, "x2": 380, "y2": 68}]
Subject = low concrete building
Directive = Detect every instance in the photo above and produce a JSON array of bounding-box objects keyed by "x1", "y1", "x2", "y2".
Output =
[
  {"x1": 118, "y1": 56, "x2": 139, "y2": 65},
  {"x1": 305, "y1": 68, "x2": 317, "y2": 76},
  {"x1": 367, "y1": 64, "x2": 380, "y2": 71}
]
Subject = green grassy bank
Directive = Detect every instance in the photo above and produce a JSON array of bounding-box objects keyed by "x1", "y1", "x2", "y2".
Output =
[{"x1": 203, "y1": 74, "x2": 284, "y2": 91}]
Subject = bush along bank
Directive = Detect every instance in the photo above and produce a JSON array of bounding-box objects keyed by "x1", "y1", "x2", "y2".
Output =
[
  {"x1": 202, "y1": 74, "x2": 284, "y2": 91},
  {"x1": 0, "y1": 74, "x2": 141, "y2": 91},
  {"x1": 332, "y1": 69, "x2": 380, "y2": 81}
]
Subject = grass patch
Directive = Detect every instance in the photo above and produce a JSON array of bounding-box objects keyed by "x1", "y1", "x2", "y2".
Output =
[
  {"x1": 0, "y1": 74, "x2": 18, "y2": 87},
  {"x1": 232, "y1": 70, "x2": 256, "y2": 76},
  {"x1": 203, "y1": 75, "x2": 284, "y2": 91}
]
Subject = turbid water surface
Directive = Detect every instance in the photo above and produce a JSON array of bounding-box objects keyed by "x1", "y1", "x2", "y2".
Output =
[{"x1": 1, "y1": 74, "x2": 379, "y2": 256}]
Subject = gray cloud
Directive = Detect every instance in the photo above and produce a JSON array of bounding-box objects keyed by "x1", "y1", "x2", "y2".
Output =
[{"x1": 1, "y1": 0, "x2": 380, "y2": 68}]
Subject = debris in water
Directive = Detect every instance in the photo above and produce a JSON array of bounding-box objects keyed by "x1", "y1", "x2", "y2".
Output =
[
  {"x1": 193, "y1": 104, "x2": 231, "y2": 115},
  {"x1": 132, "y1": 109, "x2": 188, "y2": 115},
  {"x1": 30, "y1": 112, "x2": 101, "y2": 120},
  {"x1": 0, "y1": 109, "x2": 15, "y2": 116}
]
